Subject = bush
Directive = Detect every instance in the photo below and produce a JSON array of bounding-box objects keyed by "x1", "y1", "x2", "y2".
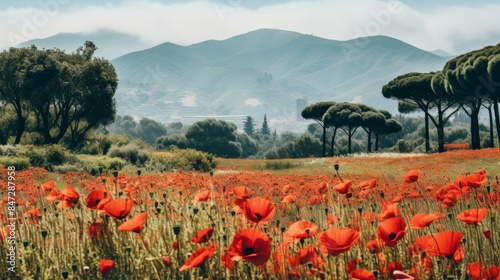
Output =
[
  {"x1": 0, "y1": 156, "x2": 30, "y2": 170},
  {"x1": 150, "y1": 148, "x2": 216, "y2": 172},
  {"x1": 107, "y1": 142, "x2": 151, "y2": 166}
]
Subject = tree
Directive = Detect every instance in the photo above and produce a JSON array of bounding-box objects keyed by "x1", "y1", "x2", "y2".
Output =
[
  {"x1": 243, "y1": 116, "x2": 256, "y2": 135},
  {"x1": 301, "y1": 101, "x2": 336, "y2": 157},
  {"x1": 373, "y1": 118, "x2": 402, "y2": 151},
  {"x1": 440, "y1": 44, "x2": 500, "y2": 149},
  {"x1": 0, "y1": 43, "x2": 118, "y2": 148},
  {"x1": 0, "y1": 47, "x2": 34, "y2": 144},
  {"x1": 261, "y1": 114, "x2": 271, "y2": 135},
  {"x1": 185, "y1": 119, "x2": 242, "y2": 158},
  {"x1": 361, "y1": 109, "x2": 386, "y2": 153},
  {"x1": 323, "y1": 102, "x2": 363, "y2": 154},
  {"x1": 136, "y1": 118, "x2": 167, "y2": 146},
  {"x1": 382, "y1": 73, "x2": 435, "y2": 152}
]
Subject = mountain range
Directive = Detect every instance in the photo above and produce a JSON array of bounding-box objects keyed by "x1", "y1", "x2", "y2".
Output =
[{"x1": 20, "y1": 29, "x2": 452, "y2": 132}]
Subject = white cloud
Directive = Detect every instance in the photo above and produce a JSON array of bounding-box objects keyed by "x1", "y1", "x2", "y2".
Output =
[{"x1": 1, "y1": 0, "x2": 499, "y2": 54}]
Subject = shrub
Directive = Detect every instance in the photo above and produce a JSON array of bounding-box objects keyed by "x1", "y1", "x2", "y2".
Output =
[
  {"x1": 107, "y1": 142, "x2": 151, "y2": 166},
  {"x1": 0, "y1": 156, "x2": 30, "y2": 170},
  {"x1": 150, "y1": 148, "x2": 216, "y2": 172}
]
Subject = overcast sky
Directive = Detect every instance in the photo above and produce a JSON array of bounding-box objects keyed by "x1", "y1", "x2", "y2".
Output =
[{"x1": 1, "y1": 0, "x2": 499, "y2": 54}]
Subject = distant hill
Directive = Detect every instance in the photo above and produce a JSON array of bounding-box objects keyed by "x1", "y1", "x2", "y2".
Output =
[
  {"x1": 18, "y1": 30, "x2": 149, "y2": 60},
  {"x1": 111, "y1": 29, "x2": 450, "y2": 131}
]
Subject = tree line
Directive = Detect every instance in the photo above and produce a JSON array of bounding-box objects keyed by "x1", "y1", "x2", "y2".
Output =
[{"x1": 1, "y1": 42, "x2": 498, "y2": 159}]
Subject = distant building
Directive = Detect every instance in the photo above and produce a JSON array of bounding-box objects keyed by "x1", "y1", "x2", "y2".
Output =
[{"x1": 296, "y1": 98, "x2": 308, "y2": 121}]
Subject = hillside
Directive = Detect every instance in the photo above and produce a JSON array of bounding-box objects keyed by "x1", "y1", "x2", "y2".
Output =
[
  {"x1": 111, "y1": 29, "x2": 449, "y2": 130},
  {"x1": 18, "y1": 30, "x2": 149, "y2": 60}
]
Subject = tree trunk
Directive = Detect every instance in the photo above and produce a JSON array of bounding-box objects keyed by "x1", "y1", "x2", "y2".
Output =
[
  {"x1": 367, "y1": 131, "x2": 372, "y2": 153},
  {"x1": 494, "y1": 101, "x2": 500, "y2": 146},
  {"x1": 348, "y1": 128, "x2": 352, "y2": 154},
  {"x1": 322, "y1": 124, "x2": 326, "y2": 157},
  {"x1": 471, "y1": 101, "x2": 481, "y2": 149},
  {"x1": 424, "y1": 112, "x2": 430, "y2": 153},
  {"x1": 487, "y1": 105, "x2": 494, "y2": 148},
  {"x1": 330, "y1": 128, "x2": 337, "y2": 157},
  {"x1": 375, "y1": 134, "x2": 380, "y2": 152},
  {"x1": 437, "y1": 108, "x2": 445, "y2": 153},
  {"x1": 14, "y1": 106, "x2": 25, "y2": 145}
]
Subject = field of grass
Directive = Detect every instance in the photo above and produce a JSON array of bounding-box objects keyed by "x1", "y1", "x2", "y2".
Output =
[{"x1": 1, "y1": 149, "x2": 500, "y2": 279}]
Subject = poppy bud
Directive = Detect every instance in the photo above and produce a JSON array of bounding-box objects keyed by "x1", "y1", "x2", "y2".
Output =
[
  {"x1": 72, "y1": 263, "x2": 78, "y2": 272},
  {"x1": 231, "y1": 211, "x2": 236, "y2": 216},
  {"x1": 487, "y1": 186, "x2": 491, "y2": 192},
  {"x1": 162, "y1": 256, "x2": 171, "y2": 267},
  {"x1": 112, "y1": 171, "x2": 118, "y2": 178},
  {"x1": 281, "y1": 227, "x2": 286, "y2": 233},
  {"x1": 126, "y1": 247, "x2": 132, "y2": 253},
  {"x1": 357, "y1": 208, "x2": 363, "y2": 214},
  {"x1": 372, "y1": 271, "x2": 378, "y2": 277},
  {"x1": 173, "y1": 225, "x2": 181, "y2": 235},
  {"x1": 346, "y1": 193, "x2": 353, "y2": 198},
  {"x1": 23, "y1": 241, "x2": 29, "y2": 248},
  {"x1": 137, "y1": 170, "x2": 141, "y2": 176},
  {"x1": 334, "y1": 164, "x2": 339, "y2": 171},
  {"x1": 307, "y1": 262, "x2": 313, "y2": 269},
  {"x1": 62, "y1": 271, "x2": 69, "y2": 279},
  {"x1": 156, "y1": 208, "x2": 161, "y2": 214},
  {"x1": 163, "y1": 193, "x2": 167, "y2": 199},
  {"x1": 193, "y1": 208, "x2": 199, "y2": 215},
  {"x1": 41, "y1": 230, "x2": 48, "y2": 238},
  {"x1": 380, "y1": 192, "x2": 385, "y2": 199},
  {"x1": 149, "y1": 192, "x2": 154, "y2": 198},
  {"x1": 325, "y1": 208, "x2": 329, "y2": 214},
  {"x1": 483, "y1": 228, "x2": 491, "y2": 238}
]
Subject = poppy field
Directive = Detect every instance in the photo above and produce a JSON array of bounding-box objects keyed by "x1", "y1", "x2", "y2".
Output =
[{"x1": 2, "y1": 149, "x2": 500, "y2": 279}]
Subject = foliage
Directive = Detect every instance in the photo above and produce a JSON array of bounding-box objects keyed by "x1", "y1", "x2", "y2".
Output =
[
  {"x1": 243, "y1": 116, "x2": 256, "y2": 135},
  {"x1": 0, "y1": 156, "x2": 30, "y2": 170},
  {"x1": 107, "y1": 142, "x2": 151, "y2": 166},
  {"x1": 0, "y1": 43, "x2": 118, "y2": 147},
  {"x1": 185, "y1": 119, "x2": 242, "y2": 158},
  {"x1": 149, "y1": 148, "x2": 216, "y2": 172},
  {"x1": 260, "y1": 114, "x2": 271, "y2": 135}
]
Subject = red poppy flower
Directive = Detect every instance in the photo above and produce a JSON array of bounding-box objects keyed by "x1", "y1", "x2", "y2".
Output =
[
  {"x1": 103, "y1": 198, "x2": 134, "y2": 219},
  {"x1": 162, "y1": 256, "x2": 171, "y2": 267},
  {"x1": 194, "y1": 189, "x2": 211, "y2": 202},
  {"x1": 179, "y1": 245, "x2": 215, "y2": 272},
  {"x1": 404, "y1": 170, "x2": 419, "y2": 183},
  {"x1": 190, "y1": 228, "x2": 214, "y2": 243},
  {"x1": 483, "y1": 228, "x2": 492, "y2": 239},
  {"x1": 376, "y1": 217, "x2": 406, "y2": 247},
  {"x1": 350, "y1": 268, "x2": 376, "y2": 280},
  {"x1": 117, "y1": 213, "x2": 147, "y2": 233},
  {"x1": 457, "y1": 208, "x2": 488, "y2": 226},
  {"x1": 61, "y1": 185, "x2": 80, "y2": 205},
  {"x1": 89, "y1": 221, "x2": 110, "y2": 239},
  {"x1": 318, "y1": 227, "x2": 360, "y2": 256},
  {"x1": 380, "y1": 203, "x2": 401, "y2": 220},
  {"x1": 485, "y1": 265, "x2": 500, "y2": 279},
  {"x1": 227, "y1": 228, "x2": 271, "y2": 266},
  {"x1": 366, "y1": 239, "x2": 381, "y2": 254},
  {"x1": 467, "y1": 261, "x2": 482, "y2": 279},
  {"x1": 233, "y1": 186, "x2": 252, "y2": 200},
  {"x1": 346, "y1": 258, "x2": 362, "y2": 274},
  {"x1": 410, "y1": 212, "x2": 444, "y2": 229},
  {"x1": 46, "y1": 188, "x2": 61, "y2": 202},
  {"x1": 333, "y1": 179, "x2": 352, "y2": 194},
  {"x1": 41, "y1": 180, "x2": 55, "y2": 191},
  {"x1": 288, "y1": 244, "x2": 324, "y2": 268},
  {"x1": 281, "y1": 194, "x2": 297, "y2": 203},
  {"x1": 100, "y1": 259, "x2": 115, "y2": 276},
  {"x1": 426, "y1": 231, "x2": 463, "y2": 259},
  {"x1": 455, "y1": 171, "x2": 488, "y2": 188},
  {"x1": 86, "y1": 189, "x2": 110, "y2": 209},
  {"x1": 283, "y1": 220, "x2": 318, "y2": 243},
  {"x1": 242, "y1": 197, "x2": 275, "y2": 224}
]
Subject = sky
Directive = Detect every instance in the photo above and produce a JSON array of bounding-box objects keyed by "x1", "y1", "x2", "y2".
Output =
[{"x1": 1, "y1": 0, "x2": 499, "y2": 54}]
